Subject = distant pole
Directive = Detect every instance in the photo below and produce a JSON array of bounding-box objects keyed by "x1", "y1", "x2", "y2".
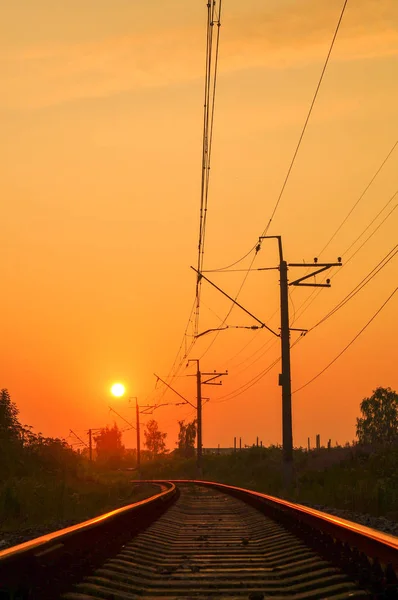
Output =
[
  {"x1": 234, "y1": 437, "x2": 236, "y2": 452},
  {"x1": 260, "y1": 440, "x2": 263, "y2": 448},
  {"x1": 188, "y1": 359, "x2": 227, "y2": 476},
  {"x1": 136, "y1": 398, "x2": 141, "y2": 477},
  {"x1": 217, "y1": 443, "x2": 220, "y2": 455},
  {"x1": 260, "y1": 235, "x2": 342, "y2": 488},
  {"x1": 316, "y1": 434, "x2": 320, "y2": 450},
  {"x1": 307, "y1": 437, "x2": 310, "y2": 452},
  {"x1": 197, "y1": 364, "x2": 203, "y2": 474},
  {"x1": 279, "y1": 249, "x2": 293, "y2": 486},
  {"x1": 88, "y1": 429, "x2": 93, "y2": 462},
  {"x1": 256, "y1": 436, "x2": 259, "y2": 447},
  {"x1": 239, "y1": 437, "x2": 242, "y2": 450}
]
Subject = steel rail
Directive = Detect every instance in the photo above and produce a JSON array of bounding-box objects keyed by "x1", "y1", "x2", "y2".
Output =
[
  {"x1": 149, "y1": 479, "x2": 398, "y2": 577},
  {"x1": 1, "y1": 479, "x2": 397, "y2": 598},
  {"x1": 63, "y1": 482, "x2": 390, "y2": 598},
  {"x1": 0, "y1": 481, "x2": 177, "y2": 598}
]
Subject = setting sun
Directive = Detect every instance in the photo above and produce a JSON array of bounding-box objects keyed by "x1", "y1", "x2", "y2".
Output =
[{"x1": 111, "y1": 383, "x2": 125, "y2": 398}]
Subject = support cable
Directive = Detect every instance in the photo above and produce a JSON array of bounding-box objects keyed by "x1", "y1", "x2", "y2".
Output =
[
  {"x1": 318, "y1": 139, "x2": 398, "y2": 257},
  {"x1": 292, "y1": 190, "x2": 398, "y2": 324},
  {"x1": 195, "y1": 0, "x2": 223, "y2": 336},
  {"x1": 308, "y1": 245, "x2": 398, "y2": 331},
  {"x1": 260, "y1": 0, "x2": 348, "y2": 238},
  {"x1": 293, "y1": 286, "x2": 398, "y2": 394},
  {"x1": 196, "y1": 0, "x2": 348, "y2": 354}
]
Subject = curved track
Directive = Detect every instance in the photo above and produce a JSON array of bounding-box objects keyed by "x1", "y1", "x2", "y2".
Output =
[
  {"x1": 63, "y1": 484, "x2": 368, "y2": 599},
  {"x1": 1, "y1": 480, "x2": 397, "y2": 599}
]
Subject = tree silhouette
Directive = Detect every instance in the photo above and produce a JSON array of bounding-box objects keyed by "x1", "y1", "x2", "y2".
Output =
[
  {"x1": 144, "y1": 419, "x2": 167, "y2": 458},
  {"x1": 94, "y1": 423, "x2": 125, "y2": 468},
  {"x1": 176, "y1": 419, "x2": 197, "y2": 458},
  {"x1": 0, "y1": 389, "x2": 22, "y2": 444},
  {"x1": 356, "y1": 386, "x2": 398, "y2": 444}
]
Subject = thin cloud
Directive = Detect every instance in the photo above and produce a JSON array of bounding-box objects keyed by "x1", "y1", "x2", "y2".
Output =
[{"x1": 1, "y1": 0, "x2": 397, "y2": 110}]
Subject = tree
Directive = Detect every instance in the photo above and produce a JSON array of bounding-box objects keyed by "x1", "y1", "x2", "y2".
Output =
[
  {"x1": 356, "y1": 387, "x2": 398, "y2": 445},
  {"x1": 94, "y1": 423, "x2": 125, "y2": 468},
  {"x1": 25, "y1": 434, "x2": 80, "y2": 475},
  {"x1": 0, "y1": 389, "x2": 24, "y2": 476},
  {"x1": 0, "y1": 389, "x2": 23, "y2": 444},
  {"x1": 144, "y1": 419, "x2": 167, "y2": 458},
  {"x1": 176, "y1": 419, "x2": 197, "y2": 458}
]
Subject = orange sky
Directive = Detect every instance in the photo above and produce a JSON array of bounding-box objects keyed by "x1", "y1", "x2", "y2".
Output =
[{"x1": 1, "y1": 0, "x2": 397, "y2": 452}]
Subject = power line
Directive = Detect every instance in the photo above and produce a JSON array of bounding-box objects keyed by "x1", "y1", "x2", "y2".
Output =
[
  {"x1": 205, "y1": 244, "x2": 258, "y2": 272},
  {"x1": 159, "y1": 2, "x2": 224, "y2": 402},
  {"x1": 343, "y1": 193, "x2": 397, "y2": 262},
  {"x1": 198, "y1": 0, "x2": 349, "y2": 355},
  {"x1": 225, "y1": 330, "x2": 262, "y2": 365},
  {"x1": 292, "y1": 190, "x2": 398, "y2": 324},
  {"x1": 261, "y1": 0, "x2": 348, "y2": 238},
  {"x1": 212, "y1": 356, "x2": 281, "y2": 404},
  {"x1": 231, "y1": 337, "x2": 278, "y2": 373},
  {"x1": 318, "y1": 139, "x2": 398, "y2": 257},
  {"x1": 289, "y1": 140, "x2": 398, "y2": 321},
  {"x1": 293, "y1": 286, "x2": 398, "y2": 394},
  {"x1": 309, "y1": 245, "x2": 398, "y2": 331},
  {"x1": 212, "y1": 333, "x2": 306, "y2": 404},
  {"x1": 153, "y1": 298, "x2": 197, "y2": 407},
  {"x1": 195, "y1": 0, "x2": 223, "y2": 336},
  {"x1": 198, "y1": 250, "x2": 260, "y2": 360}
]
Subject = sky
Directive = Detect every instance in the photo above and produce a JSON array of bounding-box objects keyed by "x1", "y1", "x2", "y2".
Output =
[{"x1": 1, "y1": 0, "x2": 397, "y2": 453}]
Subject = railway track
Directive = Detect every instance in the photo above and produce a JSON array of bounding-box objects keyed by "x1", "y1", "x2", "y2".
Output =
[{"x1": 1, "y1": 480, "x2": 397, "y2": 599}]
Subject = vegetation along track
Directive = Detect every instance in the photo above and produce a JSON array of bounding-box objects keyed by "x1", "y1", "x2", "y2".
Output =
[{"x1": 1, "y1": 481, "x2": 397, "y2": 599}]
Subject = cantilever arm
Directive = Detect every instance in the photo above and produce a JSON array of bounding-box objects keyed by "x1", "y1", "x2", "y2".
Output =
[{"x1": 191, "y1": 267, "x2": 279, "y2": 337}]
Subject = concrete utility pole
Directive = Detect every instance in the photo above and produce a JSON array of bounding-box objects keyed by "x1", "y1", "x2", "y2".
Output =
[
  {"x1": 136, "y1": 398, "x2": 141, "y2": 477},
  {"x1": 279, "y1": 254, "x2": 293, "y2": 485},
  {"x1": 188, "y1": 359, "x2": 228, "y2": 476},
  {"x1": 260, "y1": 235, "x2": 342, "y2": 488},
  {"x1": 196, "y1": 363, "x2": 202, "y2": 472},
  {"x1": 86, "y1": 427, "x2": 102, "y2": 462},
  {"x1": 88, "y1": 429, "x2": 93, "y2": 462},
  {"x1": 69, "y1": 429, "x2": 88, "y2": 452}
]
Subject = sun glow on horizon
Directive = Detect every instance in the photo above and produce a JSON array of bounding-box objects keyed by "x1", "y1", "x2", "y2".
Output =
[{"x1": 111, "y1": 382, "x2": 125, "y2": 397}]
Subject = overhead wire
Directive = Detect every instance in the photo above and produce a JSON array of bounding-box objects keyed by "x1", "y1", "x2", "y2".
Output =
[
  {"x1": 198, "y1": 249, "x2": 259, "y2": 360},
  {"x1": 293, "y1": 285, "x2": 398, "y2": 394},
  {"x1": 292, "y1": 189, "x2": 398, "y2": 324},
  {"x1": 318, "y1": 139, "x2": 398, "y2": 258},
  {"x1": 233, "y1": 246, "x2": 398, "y2": 406},
  {"x1": 233, "y1": 337, "x2": 279, "y2": 376},
  {"x1": 191, "y1": 242, "x2": 397, "y2": 411},
  {"x1": 195, "y1": 0, "x2": 348, "y2": 362},
  {"x1": 148, "y1": 2, "x2": 224, "y2": 408},
  {"x1": 229, "y1": 336, "x2": 276, "y2": 370},
  {"x1": 342, "y1": 191, "x2": 397, "y2": 262},
  {"x1": 225, "y1": 331, "x2": 263, "y2": 365},
  {"x1": 206, "y1": 244, "x2": 259, "y2": 272},
  {"x1": 260, "y1": 0, "x2": 349, "y2": 239},
  {"x1": 212, "y1": 356, "x2": 281, "y2": 404},
  {"x1": 195, "y1": 0, "x2": 223, "y2": 336},
  {"x1": 308, "y1": 245, "x2": 398, "y2": 332},
  {"x1": 289, "y1": 138, "x2": 398, "y2": 321}
]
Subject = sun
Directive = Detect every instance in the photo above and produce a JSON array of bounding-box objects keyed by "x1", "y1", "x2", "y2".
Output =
[{"x1": 111, "y1": 382, "x2": 125, "y2": 397}]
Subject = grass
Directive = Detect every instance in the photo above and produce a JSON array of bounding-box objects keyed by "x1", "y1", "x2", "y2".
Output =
[
  {"x1": 0, "y1": 468, "x2": 160, "y2": 532},
  {"x1": 2, "y1": 443, "x2": 396, "y2": 534},
  {"x1": 138, "y1": 444, "x2": 398, "y2": 521}
]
